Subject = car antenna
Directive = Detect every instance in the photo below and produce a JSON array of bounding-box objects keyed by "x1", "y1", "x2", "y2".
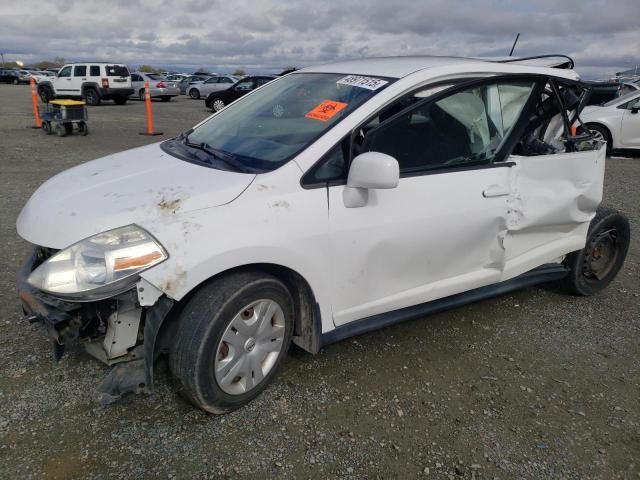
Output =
[{"x1": 509, "y1": 33, "x2": 520, "y2": 56}]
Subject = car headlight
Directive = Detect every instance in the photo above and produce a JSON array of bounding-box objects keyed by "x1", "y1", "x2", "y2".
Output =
[{"x1": 27, "y1": 225, "x2": 168, "y2": 301}]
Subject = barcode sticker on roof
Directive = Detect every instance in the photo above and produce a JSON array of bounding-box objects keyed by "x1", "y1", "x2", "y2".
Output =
[{"x1": 337, "y1": 75, "x2": 388, "y2": 91}]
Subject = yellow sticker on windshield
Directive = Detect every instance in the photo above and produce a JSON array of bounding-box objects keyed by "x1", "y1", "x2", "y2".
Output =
[{"x1": 305, "y1": 100, "x2": 348, "y2": 122}]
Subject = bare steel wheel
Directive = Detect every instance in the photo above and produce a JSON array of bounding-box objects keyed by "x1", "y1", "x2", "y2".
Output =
[
  {"x1": 214, "y1": 299, "x2": 286, "y2": 395},
  {"x1": 169, "y1": 272, "x2": 293, "y2": 413},
  {"x1": 561, "y1": 206, "x2": 630, "y2": 295}
]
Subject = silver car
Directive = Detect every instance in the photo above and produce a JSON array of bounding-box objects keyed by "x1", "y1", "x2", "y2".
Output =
[
  {"x1": 130, "y1": 72, "x2": 180, "y2": 102},
  {"x1": 186, "y1": 76, "x2": 238, "y2": 99}
]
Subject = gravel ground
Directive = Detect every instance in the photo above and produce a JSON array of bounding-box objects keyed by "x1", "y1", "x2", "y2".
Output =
[{"x1": 0, "y1": 84, "x2": 638, "y2": 480}]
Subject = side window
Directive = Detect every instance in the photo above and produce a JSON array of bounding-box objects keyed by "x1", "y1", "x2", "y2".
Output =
[
  {"x1": 74, "y1": 65, "x2": 87, "y2": 77},
  {"x1": 222, "y1": 77, "x2": 233, "y2": 83},
  {"x1": 131, "y1": 74, "x2": 141, "y2": 82},
  {"x1": 58, "y1": 66, "x2": 72, "y2": 78},
  {"x1": 256, "y1": 78, "x2": 272, "y2": 87},
  {"x1": 235, "y1": 79, "x2": 254, "y2": 91},
  {"x1": 302, "y1": 137, "x2": 350, "y2": 186},
  {"x1": 625, "y1": 97, "x2": 640, "y2": 110},
  {"x1": 90, "y1": 66, "x2": 100, "y2": 77},
  {"x1": 364, "y1": 80, "x2": 535, "y2": 173}
]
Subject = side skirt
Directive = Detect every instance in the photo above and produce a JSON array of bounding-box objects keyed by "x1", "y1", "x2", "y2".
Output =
[{"x1": 319, "y1": 263, "x2": 568, "y2": 348}]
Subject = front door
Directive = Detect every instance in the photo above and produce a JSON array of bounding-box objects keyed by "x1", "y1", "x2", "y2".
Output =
[
  {"x1": 620, "y1": 96, "x2": 640, "y2": 147},
  {"x1": 53, "y1": 65, "x2": 73, "y2": 94},
  {"x1": 326, "y1": 78, "x2": 537, "y2": 326}
]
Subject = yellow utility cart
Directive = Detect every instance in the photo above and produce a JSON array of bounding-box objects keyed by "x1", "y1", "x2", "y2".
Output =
[{"x1": 41, "y1": 99, "x2": 89, "y2": 137}]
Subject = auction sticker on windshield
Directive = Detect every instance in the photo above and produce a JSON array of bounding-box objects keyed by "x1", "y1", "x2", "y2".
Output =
[
  {"x1": 305, "y1": 100, "x2": 348, "y2": 122},
  {"x1": 337, "y1": 75, "x2": 388, "y2": 91}
]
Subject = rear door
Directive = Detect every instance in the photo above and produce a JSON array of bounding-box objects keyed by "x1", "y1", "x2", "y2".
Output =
[
  {"x1": 71, "y1": 65, "x2": 86, "y2": 95},
  {"x1": 500, "y1": 78, "x2": 606, "y2": 279}
]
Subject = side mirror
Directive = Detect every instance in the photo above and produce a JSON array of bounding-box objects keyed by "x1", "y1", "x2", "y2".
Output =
[
  {"x1": 343, "y1": 152, "x2": 399, "y2": 208},
  {"x1": 631, "y1": 107, "x2": 639, "y2": 114}
]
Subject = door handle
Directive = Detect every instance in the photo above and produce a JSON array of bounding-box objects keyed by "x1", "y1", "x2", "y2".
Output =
[{"x1": 482, "y1": 185, "x2": 509, "y2": 198}]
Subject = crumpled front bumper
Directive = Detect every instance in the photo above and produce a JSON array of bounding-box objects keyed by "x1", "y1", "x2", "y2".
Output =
[{"x1": 16, "y1": 246, "x2": 174, "y2": 402}]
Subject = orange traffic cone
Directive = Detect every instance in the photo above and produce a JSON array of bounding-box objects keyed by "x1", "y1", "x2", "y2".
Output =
[
  {"x1": 139, "y1": 80, "x2": 163, "y2": 136},
  {"x1": 30, "y1": 77, "x2": 42, "y2": 129}
]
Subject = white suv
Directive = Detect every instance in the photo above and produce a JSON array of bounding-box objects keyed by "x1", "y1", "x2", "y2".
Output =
[
  {"x1": 37, "y1": 63, "x2": 133, "y2": 106},
  {"x1": 17, "y1": 56, "x2": 630, "y2": 413}
]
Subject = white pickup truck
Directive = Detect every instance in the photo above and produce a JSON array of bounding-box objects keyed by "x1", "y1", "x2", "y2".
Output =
[{"x1": 37, "y1": 62, "x2": 134, "y2": 106}]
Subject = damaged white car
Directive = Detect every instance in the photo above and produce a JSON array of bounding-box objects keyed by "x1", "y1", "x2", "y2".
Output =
[{"x1": 17, "y1": 55, "x2": 630, "y2": 413}]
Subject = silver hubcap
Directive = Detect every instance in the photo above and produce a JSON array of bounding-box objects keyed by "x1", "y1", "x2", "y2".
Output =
[
  {"x1": 214, "y1": 299, "x2": 286, "y2": 395},
  {"x1": 590, "y1": 129, "x2": 605, "y2": 143},
  {"x1": 213, "y1": 99, "x2": 225, "y2": 111}
]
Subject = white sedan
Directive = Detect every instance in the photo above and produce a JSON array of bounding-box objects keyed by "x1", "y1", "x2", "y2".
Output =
[
  {"x1": 16, "y1": 55, "x2": 630, "y2": 413},
  {"x1": 581, "y1": 91, "x2": 640, "y2": 153}
]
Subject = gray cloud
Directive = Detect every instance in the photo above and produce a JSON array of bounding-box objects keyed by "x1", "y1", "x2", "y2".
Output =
[{"x1": 0, "y1": 0, "x2": 638, "y2": 78}]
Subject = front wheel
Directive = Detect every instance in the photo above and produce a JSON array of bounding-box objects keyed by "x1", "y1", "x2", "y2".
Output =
[
  {"x1": 169, "y1": 272, "x2": 294, "y2": 413},
  {"x1": 588, "y1": 125, "x2": 611, "y2": 155},
  {"x1": 560, "y1": 207, "x2": 630, "y2": 295},
  {"x1": 211, "y1": 98, "x2": 225, "y2": 112}
]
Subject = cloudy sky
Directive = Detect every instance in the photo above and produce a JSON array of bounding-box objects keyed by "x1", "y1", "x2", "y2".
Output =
[{"x1": 1, "y1": 0, "x2": 638, "y2": 78}]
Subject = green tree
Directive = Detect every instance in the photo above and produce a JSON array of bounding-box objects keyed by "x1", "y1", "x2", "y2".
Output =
[
  {"x1": 138, "y1": 64, "x2": 161, "y2": 73},
  {"x1": 233, "y1": 68, "x2": 247, "y2": 76}
]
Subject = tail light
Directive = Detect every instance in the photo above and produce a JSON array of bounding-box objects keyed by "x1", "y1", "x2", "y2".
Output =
[
  {"x1": 156, "y1": 82, "x2": 166, "y2": 88},
  {"x1": 101, "y1": 78, "x2": 109, "y2": 88}
]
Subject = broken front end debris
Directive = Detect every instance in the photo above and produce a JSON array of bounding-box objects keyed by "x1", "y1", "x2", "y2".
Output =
[{"x1": 17, "y1": 245, "x2": 173, "y2": 404}]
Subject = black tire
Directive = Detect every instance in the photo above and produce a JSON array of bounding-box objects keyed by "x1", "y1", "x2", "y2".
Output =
[
  {"x1": 38, "y1": 86, "x2": 53, "y2": 103},
  {"x1": 587, "y1": 124, "x2": 612, "y2": 155},
  {"x1": 169, "y1": 272, "x2": 294, "y2": 414},
  {"x1": 12, "y1": 78, "x2": 18, "y2": 85},
  {"x1": 139, "y1": 89, "x2": 146, "y2": 101},
  {"x1": 78, "y1": 121, "x2": 89, "y2": 136},
  {"x1": 84, "y1": 88, "x2": 100, "y2": 106},
  {"x1": 113, "y1": 96, "x2": 127, "y2": 105},
  {"x1": 42, "y1": 121, "x2": 52, "y2": 135},
  {"x1": 55, "y1": 123, "x2": 66, "y2": 137},
  {"x1": 64, "y1": 123, "x2": 73, "y2": 135},
  {"x1": 161, "y1": 96, "x2": 171, "y2": 102},
  {"x1": 188, "y1": 88, "x2": 200, "y2": 99},
  {"x1": 560, "y1": 206, "x2": 630, "y2": 296}
]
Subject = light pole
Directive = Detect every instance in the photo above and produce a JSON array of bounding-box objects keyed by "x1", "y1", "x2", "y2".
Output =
[{"x1": 0, "y1": 52, "x2": 4, "y2": 68}]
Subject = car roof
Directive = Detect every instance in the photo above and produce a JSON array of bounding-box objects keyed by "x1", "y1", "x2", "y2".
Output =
[{"x1": 300, "y1": 55, "x2": 580, "y2": 80}]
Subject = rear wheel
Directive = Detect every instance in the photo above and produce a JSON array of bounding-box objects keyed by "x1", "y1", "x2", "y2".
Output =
[
  {"x1": 560, "y1": 206, "x2": 630, "y2": 295},
  {"x1": 12, "y1": 78, "x2": 18, "y2": 85},
  {"x1": 64, "y1": 123, "x2": 73, "y2": 135},
  {"x1": 188, "y1": 88, "x2": 200, "y2": 99},
  {"x1": 169, "y1": 272, "x2": 294, "y2": 413},
  {"x1": 113, "y1": 96, "x2": 127, "y2": 105},
  {"x1": 42, "y1": 121, "x2": 52, "y2": 135},
  {"x1": 84, "y1": 88, "x2": 100, "y2": 106},
  {"x1": 55, "y1": 123, "x2": 66, "y2": 137}
]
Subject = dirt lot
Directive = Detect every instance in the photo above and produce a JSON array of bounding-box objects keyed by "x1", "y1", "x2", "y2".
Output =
[{"x1": 0, "y1": 84, "x2": 638, "y2": 479}]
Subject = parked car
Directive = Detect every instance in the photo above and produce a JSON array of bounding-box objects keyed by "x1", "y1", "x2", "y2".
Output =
[
  {"x1": 0, "y1": 69, "x2": 20, "y2": 84},
  {"x1": 31, "y1": 71, "x2": 56, "y2": 83},
  {"x1": 16, "y1": 70, "x2": 35, "y2": 84},
  {"x1": 205, "y1": 75, "x2": 275, "y2": 111},
  {"x1": 587, "y1": 81, "x2": 640, "y2": 105},
  {"x1": 165, "y1": 74, "x2": 188, "y2": 82},
  {"x1": 178, "y1": 75, "x2": 210, "y2": 94},
  {"x1": 37, "y1": 63, "x2": 133, "y2": 105},
  {"x1": 581, "y1": 90, "x2": 640, "y2": 154},
  {"x1": 130, "y1": 72, "x2": 180, "y2": 101},
  {"x1": 16, "y1": 56, "x2": 629, "y2": 413},
  {"x1": 186, "y1": 75, "x2": 238, "y2": 99}
]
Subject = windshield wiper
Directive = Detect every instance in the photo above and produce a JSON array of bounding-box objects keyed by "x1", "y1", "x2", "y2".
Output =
[{"x1": 182, "y1": 134, "x2": 254, "y2": 173}]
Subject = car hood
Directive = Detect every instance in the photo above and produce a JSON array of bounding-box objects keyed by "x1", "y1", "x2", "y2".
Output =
[{"x1": 17, "y1": 143, "x2": 255, "y2": 249}]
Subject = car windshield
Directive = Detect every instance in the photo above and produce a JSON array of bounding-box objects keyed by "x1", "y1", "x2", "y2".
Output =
[
  {"x1": 182, "y1": 72, "x2": 393, "y2": 172},
  {"x1": 106, "y1": 65, "x2": 129, "y2": 77}
]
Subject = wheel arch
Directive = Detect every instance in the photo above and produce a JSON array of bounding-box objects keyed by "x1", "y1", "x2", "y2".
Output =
[
  {"x1": 154, "y1": 262, "x2": 323, "y2": 358},
  {"x1": 584, "y1": 121, "x2": 613, "y2": 147}
]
